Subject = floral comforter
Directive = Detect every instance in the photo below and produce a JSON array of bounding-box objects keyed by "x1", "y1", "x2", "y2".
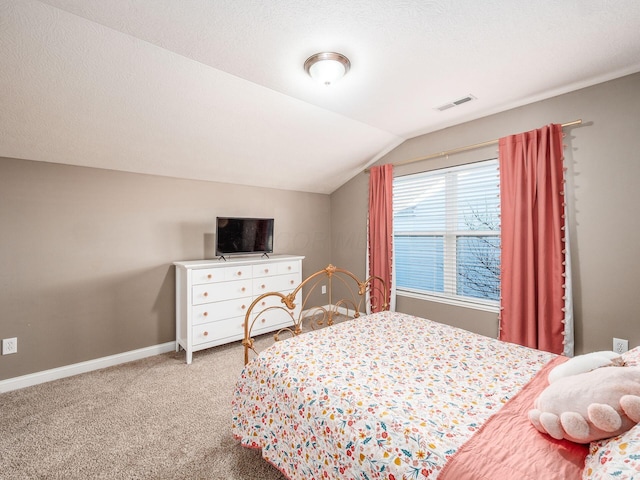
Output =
[{"x1": 231, "y1": 311, "x2": 555, "y2": 480}]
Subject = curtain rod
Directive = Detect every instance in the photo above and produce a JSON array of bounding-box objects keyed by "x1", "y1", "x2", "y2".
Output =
[{"x1": 365, "y1": 119, "x2": 582, "y2": 173}]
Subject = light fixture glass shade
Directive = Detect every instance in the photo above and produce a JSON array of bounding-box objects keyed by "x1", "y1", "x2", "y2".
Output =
[{"x1": 304, "y1": 52, "x2": 351, "y2": 85}]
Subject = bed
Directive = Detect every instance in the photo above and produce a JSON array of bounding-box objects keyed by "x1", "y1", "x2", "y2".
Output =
[{"x1": 231, "y1": 265, "x2": 640, "y2": 480}]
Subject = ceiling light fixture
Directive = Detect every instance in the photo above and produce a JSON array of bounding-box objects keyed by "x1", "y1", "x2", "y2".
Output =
[{"x1": 304, "y1": 52, "x2": 351, "y2": 86}]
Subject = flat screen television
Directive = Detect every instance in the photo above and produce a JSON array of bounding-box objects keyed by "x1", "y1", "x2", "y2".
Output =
[{"x1": 215, "y1": 217, "x2": 274, "y2": 258}]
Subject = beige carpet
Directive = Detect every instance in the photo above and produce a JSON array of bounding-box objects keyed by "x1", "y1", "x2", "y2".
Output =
[{"x1": 0, "y1": 336, "x2": 287, "y2": 480}]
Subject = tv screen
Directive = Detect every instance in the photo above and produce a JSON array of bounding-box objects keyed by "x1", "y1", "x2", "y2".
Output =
[{"x1": 215, "y1": 217, "x2": 274, "y2": 257}]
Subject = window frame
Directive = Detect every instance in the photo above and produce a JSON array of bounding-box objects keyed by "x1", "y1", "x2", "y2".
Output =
[{"x1": 393, "y1": 159, "x2": 500, "y2": 313}]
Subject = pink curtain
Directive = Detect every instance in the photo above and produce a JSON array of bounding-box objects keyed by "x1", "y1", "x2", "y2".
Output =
[
  {"x1": 368, "y1": 164, "x2": 393, "y2": 312},
  {"x1": 499, "y1": 124, "x2": 566, "y2": 354}
]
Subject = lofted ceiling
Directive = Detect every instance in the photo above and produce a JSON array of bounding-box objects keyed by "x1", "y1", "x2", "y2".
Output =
[{"x1": 1, "y1": 0, "x2": 639, "y2": 194}]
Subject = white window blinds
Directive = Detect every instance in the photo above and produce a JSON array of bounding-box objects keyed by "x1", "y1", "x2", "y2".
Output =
[{"x1": 393, "y1": 159, "x2": 500, "y2": 305}]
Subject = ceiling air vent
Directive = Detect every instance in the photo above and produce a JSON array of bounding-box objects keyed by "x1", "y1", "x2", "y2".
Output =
[{"x1": 435, "y1": 94, "x2": 477, "y2": 112}]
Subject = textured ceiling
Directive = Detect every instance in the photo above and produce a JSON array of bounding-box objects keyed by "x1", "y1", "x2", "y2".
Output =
[{"x1": 1, "y1": 0, "x2": 639, "y2": 194}]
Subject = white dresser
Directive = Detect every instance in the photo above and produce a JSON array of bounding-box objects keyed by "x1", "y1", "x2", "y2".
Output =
[{"x1": 173, "y1": 255, "x2": 304, "y2": 364}]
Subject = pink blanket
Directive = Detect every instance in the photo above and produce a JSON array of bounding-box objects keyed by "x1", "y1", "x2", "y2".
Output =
[{"x1": 438, "y1": 355, "x2": 588, "y2": 480}]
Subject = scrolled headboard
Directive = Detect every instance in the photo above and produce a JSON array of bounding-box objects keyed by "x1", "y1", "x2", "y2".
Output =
[{"x1": 242, "y1": 264, "x2": 388, "y2": 364}]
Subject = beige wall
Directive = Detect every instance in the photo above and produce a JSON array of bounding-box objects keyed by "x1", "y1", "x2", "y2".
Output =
[
  {"x1": 331, "y1": 72, "x2": 640, "y2": 355},
  {"x1": 2, "y1": 73, "x2": 638, "y2": 381},
  {"x1": 0, "y1": 159, "x2": 331, "y2": 380}
]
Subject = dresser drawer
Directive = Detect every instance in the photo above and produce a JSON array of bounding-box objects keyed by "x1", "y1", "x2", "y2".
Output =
[
  {"x1": 192, "y1": 318, "x2": 244, "y2": 345},
  {"x1": 192, "y1": 296, "x2": 252, "y2": 325},
  {"x1": 192, "y1": 264, "x2": 252, "y2": 285},
  {"x1": 253, "y1": 273, "x2": 299, "y2": 295},
  {"x1": 252, "y1": 264, "x2": 277, "y2": 278},
  {"x1": 253, "y1": 261, "x2": 300, "y2": 278},
  {"x1": 224, "y1": 265, "x2": 252, "y2": 281},
  {"x1": 277, "y1": 261, "x2": 300, "y2": 275},
  {"x1": 192, "y1": 279, "x2": 252, "y2": 305},
  {"x1": 192, "y1": 267, "x2": 226, "y2": 285}
]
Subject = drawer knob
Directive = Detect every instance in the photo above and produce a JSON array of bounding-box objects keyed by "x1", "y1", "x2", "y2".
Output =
[
  {"x1": 290, "y1": 280, "x2": 294, "y2": 284},
  {"x1": 207, "y1": 274, "x2": 212, "y2": 279},
  {"x1": 261, "y1": 318, "x2": 266, "y2": 324},
  {"x1": 261, "y1": 284, "x2": 266, "y2": 289},
  {"x1": 203, "y1": 311, "x2": 208, "y2": 317},
  {"x1": 241, "y1": 287, "x2": 246, "y2": 292},
  {"x1": 203, "y1": 331, "x2": 208, "y2": 337},
  {"x1": 237, "y1": 271, "x2": 242, "y2": 276},
  {"x1": 264, "y1": 268, "x2": 269, "y2": 273},
  {"x1": 203, "y1": 292, "x2": 208, "y2": 297},
  {"x1": 241, "y1": 323, "x2": 245, "y2": 328},
  {"x1": 261, "y1": 301, "x2": 266, "y2": 306},
  {"x1": 288, "y1": 266, "x2": 292, "y2": 270},
  {"x1": 241, "y1": 305, "x2": 246, "y2": 310}
]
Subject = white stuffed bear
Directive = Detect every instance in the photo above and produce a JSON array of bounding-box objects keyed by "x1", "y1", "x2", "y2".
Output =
[{"x1": 529, "y1": 352, "x2": 640, "y2": 443}]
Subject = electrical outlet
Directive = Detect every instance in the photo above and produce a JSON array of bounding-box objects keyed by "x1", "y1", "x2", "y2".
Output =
[
  {"x1": 2, "y1": 337, "x2": 17, "y2": 355},
  {"x1": 613, "y1": 337, "x2": 628, "y2": 354},
  {"x1": 321, "y1": 285, "x2": 327, "y2": 294}
]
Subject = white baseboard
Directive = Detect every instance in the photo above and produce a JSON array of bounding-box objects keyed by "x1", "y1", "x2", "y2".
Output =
[
  {"x1": 1, "y1": 306, "x2": 361, "y2": 394},
  {"x1": 0, "y1": 341, "x2": 176, "y2": 394}
]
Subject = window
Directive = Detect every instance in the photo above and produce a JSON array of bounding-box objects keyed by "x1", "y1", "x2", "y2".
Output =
[{"x1": 393, "y1": 159, "x2": 500, "y2": 308}]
